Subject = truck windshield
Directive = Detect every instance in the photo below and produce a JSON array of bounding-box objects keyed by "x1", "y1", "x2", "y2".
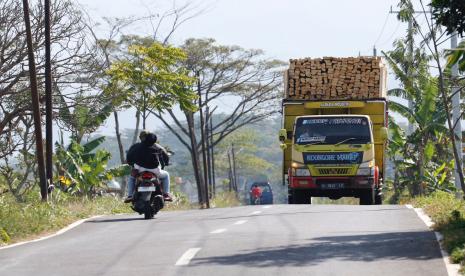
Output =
[{"x1": 294, "y1": 117, "x2": 371, "y2": 145}]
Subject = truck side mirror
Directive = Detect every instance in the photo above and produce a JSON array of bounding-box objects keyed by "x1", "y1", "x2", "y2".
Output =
[
  {"x1": 380, "y1": 127, "x2": 388, "y2": 142},
  {"x1": 279, "y1": 129, "x2": 287, "y2": 142}
]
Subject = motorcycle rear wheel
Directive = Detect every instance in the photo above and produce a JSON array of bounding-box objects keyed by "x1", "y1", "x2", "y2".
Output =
[{"x1": 144, "y1": 203, "x2": 153, "y2": 219}]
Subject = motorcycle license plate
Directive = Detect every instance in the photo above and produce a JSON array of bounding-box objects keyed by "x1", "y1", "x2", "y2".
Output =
[
  {"x1": 138, "y1": 186, "x2": 155, "y2": 192},
  {"x1": 320, "y1": 183, "x2": 345, "y2": 189}
]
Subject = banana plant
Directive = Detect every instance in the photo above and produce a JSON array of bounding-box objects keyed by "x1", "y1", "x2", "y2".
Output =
[{"x1": 55, "y1": 137, "x2": 130, "y2": 196}]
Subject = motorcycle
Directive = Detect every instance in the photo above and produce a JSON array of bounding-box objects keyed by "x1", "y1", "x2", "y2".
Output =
[{"x1": 131, "y1": 171, "x2": 165, "y2": 219}]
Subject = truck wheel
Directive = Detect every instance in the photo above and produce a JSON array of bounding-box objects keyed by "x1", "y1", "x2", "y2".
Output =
[
  {"x1": 290, "y1": 190, "x2": 311, "y2": 204},
  {"x1": 359, "y1": 188, "x2": 374, "y2": 205},
  {"x1": 375, "y1": 192, "x2": 382, "y2": 205},
  {"x1": 375, "y1": 181, "x2": 383, "y2": 205}
]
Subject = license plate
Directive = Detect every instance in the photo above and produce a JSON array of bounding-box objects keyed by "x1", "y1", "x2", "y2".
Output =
[
  {"x1": 138, "y1": 186, "x2": 155, "y2": 192},
  {"x1": 320, "y1": 183, "x2": 345, "y2": 189}
]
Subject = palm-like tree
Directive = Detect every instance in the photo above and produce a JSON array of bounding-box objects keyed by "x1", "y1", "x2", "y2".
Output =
[{"x1": 384, "y1": 40, "x2": 451, "y2": 196}]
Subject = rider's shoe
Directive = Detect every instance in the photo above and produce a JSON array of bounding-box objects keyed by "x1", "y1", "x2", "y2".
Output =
[
  {"x1": 163, "y1": 193, "x2": 173, "y2": 202},
  {"x1": 123, "y1": 196, "x2": 133, "y2": 203}
]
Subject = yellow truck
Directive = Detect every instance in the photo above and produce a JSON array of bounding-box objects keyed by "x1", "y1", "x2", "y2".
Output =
[{"x1": 280, "y1": 57, "x2": 388, "y2": 205}]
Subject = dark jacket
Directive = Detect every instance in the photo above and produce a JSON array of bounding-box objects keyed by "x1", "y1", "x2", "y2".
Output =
[{"x1": 126, "y1": 134, "x2": 170, "y2": 169}]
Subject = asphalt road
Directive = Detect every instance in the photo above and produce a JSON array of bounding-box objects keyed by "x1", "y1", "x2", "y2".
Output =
[{"x1": 0, "y1": 205, "x2": 448, "y2": 276}]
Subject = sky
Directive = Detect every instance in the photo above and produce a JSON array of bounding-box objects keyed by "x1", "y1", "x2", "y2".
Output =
[{"x1": 75, "y1": 0, "x2": 411, "y2": 136}]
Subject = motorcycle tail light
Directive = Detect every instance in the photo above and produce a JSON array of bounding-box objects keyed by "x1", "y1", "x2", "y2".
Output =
[{"x1": 141, "y1": 172, "x2": 155, "y2": 179}]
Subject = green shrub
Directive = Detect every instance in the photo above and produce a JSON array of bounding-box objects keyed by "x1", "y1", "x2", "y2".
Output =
[
  {"x1": 411, "y1": 191, "x2": 465, "y2": 271},
  {"x1": 0, "y1": 228, "x2": 10, "y2": 244},
  {"x1": 451, "y1": 247, "x2": 465, "y2": 264}
]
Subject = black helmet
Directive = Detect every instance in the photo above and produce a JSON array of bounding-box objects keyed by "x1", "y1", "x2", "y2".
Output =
[{"x1": 143, "y1": 133, "x2": 157, "y2": 146}]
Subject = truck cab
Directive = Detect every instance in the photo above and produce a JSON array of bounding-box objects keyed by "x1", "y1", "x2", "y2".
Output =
[{"x1": 280, "y1": 100, "x2": 388, "y2": 205}]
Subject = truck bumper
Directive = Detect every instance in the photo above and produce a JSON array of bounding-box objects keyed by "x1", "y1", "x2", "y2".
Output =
[{"x1": 289, "y1": 176, "x2": 374, "y2": 189}]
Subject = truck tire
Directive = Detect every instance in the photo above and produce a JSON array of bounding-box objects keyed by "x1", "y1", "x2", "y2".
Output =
[
  {"x1": 359, "y1": 188, "x2": 374, "y2": 205},
  {"x1": 375, "y1": 192, "x2": 382, "y2": 205},
  {"x1": 289, "y1": 190, "x2": 311, "y2": 204},
  {"x1": 375, "y1": 180, "x2": 383, "y2": 205}
]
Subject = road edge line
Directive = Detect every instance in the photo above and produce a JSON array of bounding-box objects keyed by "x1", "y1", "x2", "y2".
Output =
[
  {"x1": 0, "y1": 215, "x2": 104, "y2": 251},
  {"x1": 406, "y1": 205, "x2": 461, "y2": 276}
]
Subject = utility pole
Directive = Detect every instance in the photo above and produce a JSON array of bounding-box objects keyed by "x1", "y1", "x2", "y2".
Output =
[
  {"x1": 197, "y1": 71, "x2": 210, "y2": 208},
  {"x1": 22, "y1": 0, "x2": 48, "y2": 201},
  {"x1": 231, "y1": 143, "x2": 238, "y2": 192},
  {"x1": 406, "y1": 17, "x2": 414, "y2": 135},
  {"x1": 44, "y1": 0, "x2": 53, "y2": 193},
  {"x1": 205, "y1": 105, "x2": 212, "y2": 199},
  {"x1": 209, "y1": 112, "x2": 216, "y2": 196},
  {"x1": 227, "y1": 150, "x2": 233, "y2": 192},
  {"x1": 451, "y1": 31, "x2": 462, "y2": 193}
]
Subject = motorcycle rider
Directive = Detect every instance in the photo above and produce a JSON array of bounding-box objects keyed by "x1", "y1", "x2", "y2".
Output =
[{"x1": 124, "y1": 130, "x2": 172, "y2": 203}]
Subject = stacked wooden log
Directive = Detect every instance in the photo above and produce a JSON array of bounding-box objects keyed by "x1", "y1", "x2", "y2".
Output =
[{"x1": 285, "y1": 57, "x2": 387, "y2": 100}]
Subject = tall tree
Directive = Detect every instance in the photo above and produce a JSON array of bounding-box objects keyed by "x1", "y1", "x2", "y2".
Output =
[
  {"x1": 106, "y1": 42, "x2": 197, "y2": 123},
  {"x1": 151, "y1": 38, "x2": 284, "y2": 205}
]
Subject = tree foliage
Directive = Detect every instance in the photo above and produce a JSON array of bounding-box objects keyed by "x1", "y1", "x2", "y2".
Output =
[
  {"x1": 148, "y1": 38, "x2": 284, "y2": 204},
  {"x1": 385, "y1": 37, "x2": 454, "y2": 197},
  {"x1": 107, "y1": 42, "x2": 197, "y2": 126},
  {"x1": 55, "y1": 137, "x2": 130, "y2": 196},
  {"x1": 387, "y1": 0, "x2": 465, "y2": 199},
  {"x1": 431, "y1": 0, "x2": 465, "y2": 36},
  {"x1": 0, "y1": 0, "x2": 106, "y2": 169}
]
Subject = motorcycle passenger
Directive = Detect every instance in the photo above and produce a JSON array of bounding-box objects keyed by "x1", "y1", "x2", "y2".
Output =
[{"x1": 124, "y1": 130, "x2": 172, "y2": 203}]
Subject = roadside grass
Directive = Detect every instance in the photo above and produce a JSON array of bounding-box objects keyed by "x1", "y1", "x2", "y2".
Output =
[
  {"x1": 164, "y1": 191, "x2": 197, "y2": 211},
  {"x1": 0, "y1": 192, "x2": 131, "y2": 246},
  {"x1": 211, "y1": 191, "x2": 242, "y2": 208},
  {"x1": 0, "y1": 190, "x2": 244, "y2": 247},
  {"x1": 411, "y1": 191, "x2": 465, "y2": 274}
]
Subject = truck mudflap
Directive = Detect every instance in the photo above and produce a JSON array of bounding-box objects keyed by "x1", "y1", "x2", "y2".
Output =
[{"x1": 290, "y1": 176, "x2": 374, "y2": 190}]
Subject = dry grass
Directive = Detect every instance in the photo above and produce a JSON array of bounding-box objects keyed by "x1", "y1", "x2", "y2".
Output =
[{"x1": 211, "y1": 191, "x2": 241, "y2": 208}]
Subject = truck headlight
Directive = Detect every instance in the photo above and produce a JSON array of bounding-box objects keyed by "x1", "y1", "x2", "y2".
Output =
[
  {"x1": 356, "y1": 161, "x2": 375, "y2": 176},
  {"x1": 295, "y1": 168, "x2": 311, "y2": 176}
]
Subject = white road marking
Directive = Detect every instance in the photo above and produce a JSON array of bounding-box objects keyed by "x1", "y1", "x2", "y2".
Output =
[
  {"x1": 175, "y1": 248, "x2": 201, "y2": 266},
  {"x1": 210, "y1": 228, "x2": 227, "y2": 234},
  {"x1": 250, "y1": 211, "x2": 262, "y2": 215},
  {"x1": 233, "y1": 220, "x2": 248, "y2": 225},
  {"x1": 262, "y1": 205, "x2": 272, "y2": 209},
  {"x1": 407, "y1": 205, "x2": 460, "y2": 276}
]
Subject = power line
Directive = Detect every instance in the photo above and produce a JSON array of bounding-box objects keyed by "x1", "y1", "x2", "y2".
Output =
[{"x1": 373, "y1": 12, "x2": 391, "y2": 46}]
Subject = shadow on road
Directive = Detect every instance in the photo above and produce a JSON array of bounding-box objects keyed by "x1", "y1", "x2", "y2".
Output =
[
  {"x1": 190, "y1": 231, "x2": 442, "y2": 267},
  {"x1": 203, "y1": 207, "x2": 407, "y2": 222},
  {"x1": 86, "y1": 217, "x2": 144, "y2": 223}
]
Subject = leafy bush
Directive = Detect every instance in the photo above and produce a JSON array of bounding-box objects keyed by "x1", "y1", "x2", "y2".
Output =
[
  {"x1": 0, "y1": 228, "x2": 10, "y2": 244},
  {"x1": 55, "y1": 137, "x2": 130, "y2": 195}
]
